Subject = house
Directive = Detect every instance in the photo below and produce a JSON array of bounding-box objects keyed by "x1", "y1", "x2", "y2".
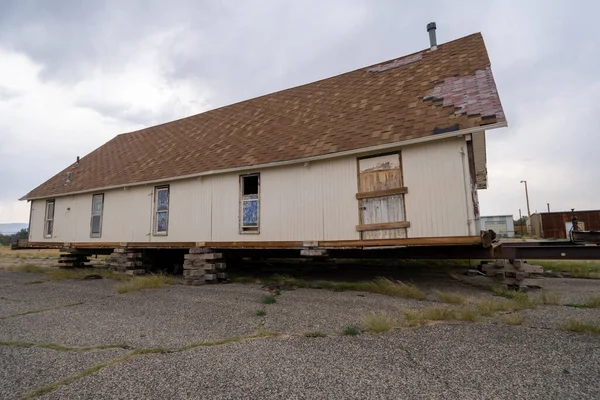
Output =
[
  {"x1": 19, "y1": 27, "x2": 506, "y2": 278},
  {"x1": 531, "y1": 210, "x2": 600, "y2": 239},
  {"x1": 478, "y1": 215, "x2": 515, "y2": 238}
]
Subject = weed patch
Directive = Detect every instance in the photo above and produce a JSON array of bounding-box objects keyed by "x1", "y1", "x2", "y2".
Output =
[
  {"x1": 261, "y1": 294, "x2": 277, "y2": 304},
  {"x1": 362, "y1": 311, "x2": 397, "y2": 333},
  {"x1": 255, "y1": 310, "x2": 266, "y2": 317},
  {"x1": 241, "y1": 275, "x2": 426, "y2": 300},
  {"x1": 302, "y1": 331, "x2": 327, "y2": 338},
  {"x1": 342, "y1": 325, "x2": 361, "y2": 336},
  {"x1": 0, "y1": 340, "x2": 129, "y2": 352},
  {"x1": 586, "y1": 295, "x2": 600, "y2": 308},
  {"x1": 434, "y1": 290, "x2": 465, "y2": 304},
  {"x1": 454, "y1": 307, "x2": 479, "y2": 322},
  {"x1": 539, "y1": 292, "x2": 564, "y2": 305},
  {"x1": 116, "y1": 275, "x2": 175, "y2": 294},
  {"x1": 7, "y1": 264, "x2": 47, "y2": 274},
  {"x1": 560, "y1": 320, "x2": 600, "y2": 335}
]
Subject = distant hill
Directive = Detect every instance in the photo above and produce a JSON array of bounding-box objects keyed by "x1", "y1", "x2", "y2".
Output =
[{"x1": 0, "y1": 223, "x2": 28, "y2": 235}]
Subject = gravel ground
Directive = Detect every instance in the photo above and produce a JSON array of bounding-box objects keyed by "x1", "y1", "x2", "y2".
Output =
[
  {"x1": 0, "y1": 347, "x2": 126, "y2": 400},
  {"x1": 263, "y1": 288, "x2": 430, "y2": 335},
  {"x1": 44, "y1": 325, "x2": 600, "y2": 400},
  {"x1": 0, "y1": 269, "x2": 599, "y2": 399},
  {"x1": 0, "y1": 275, "x2": 116, "y2": 317},
  {"x1": 0, "y1": 283, "x2": 265, "y2": 348}
]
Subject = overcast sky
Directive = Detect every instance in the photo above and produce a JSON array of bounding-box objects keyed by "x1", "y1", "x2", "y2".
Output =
[{"x1": 1, "y1": 0, "x2": 599, "y2": 224}]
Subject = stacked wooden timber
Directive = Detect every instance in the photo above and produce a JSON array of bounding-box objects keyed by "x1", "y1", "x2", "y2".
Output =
[
  {"x1": 480, "y1": 259, "x2": 543, "y2": 289},
  {"x1": 58, "y1": 248, "x2": 91, "y2": 269},
  {"x1": 107, "y1": 248, "x2": 146, "y2": 275},
  {"x1": 183, "y1": 248, "x2": 227, "y2": 285}
]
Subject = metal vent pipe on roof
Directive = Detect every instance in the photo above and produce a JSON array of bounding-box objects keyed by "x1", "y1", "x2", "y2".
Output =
[{"x1": 427, "y1": 22, "x2": 437, "y2": 50}]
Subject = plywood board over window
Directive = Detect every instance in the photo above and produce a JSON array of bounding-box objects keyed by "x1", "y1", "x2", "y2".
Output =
[{"x1": 356, "y1": 153, "x2": 409, "y2": 239}]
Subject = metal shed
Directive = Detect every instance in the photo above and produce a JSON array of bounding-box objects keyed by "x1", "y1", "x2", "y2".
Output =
[
  {"x1": 479, "y1": 215, "x2": 515, "y2": 237},
  {"x1": 531, "y1": 210, "x2": 600, "y2": 239}
]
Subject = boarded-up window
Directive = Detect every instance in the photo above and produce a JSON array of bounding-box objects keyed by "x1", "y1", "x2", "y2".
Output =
[
  {"x1": 240, "y1": 174, "x2": 259, "y2": 233},
  {"x1": 356, "y1": 153, "x2": 409, "y2": 239},
  {"x1": 44, "y1": 200, "x2": 55, "y2": 238},
  {"x1": 154, "y1": 186, "x2": 169, "y2": 235},
  {"x1": 90, "y1": 194, "x2": 104, "y2": 238}
]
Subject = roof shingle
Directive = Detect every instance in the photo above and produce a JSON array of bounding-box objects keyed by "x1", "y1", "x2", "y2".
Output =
[{"x1": 22, "y1": 32, "x2": 505, "y2": 200}]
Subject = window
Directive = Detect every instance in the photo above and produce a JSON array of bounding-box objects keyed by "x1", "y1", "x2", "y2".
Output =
[
  {"x1": 154, "y1": 186, "x2": 169, "y2": 235},
  {"x1": 90, "y1": 194, "x2": 104, "y2": 237},
  {"x1": 44, "y1": 200, "x2": 55, "y2": 238},
  {"x1": 240, "y1": 174, "x2": 260, "y2": 233}
]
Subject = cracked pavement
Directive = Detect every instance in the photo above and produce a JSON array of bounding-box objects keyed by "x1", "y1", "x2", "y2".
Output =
[{"x1": 0, "y1": 268, "x2": 599, "y2": 399}]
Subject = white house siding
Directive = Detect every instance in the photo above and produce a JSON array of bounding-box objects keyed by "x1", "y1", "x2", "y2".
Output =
[
  {"x1": 29, "y1": 156, "x2": 360, "y2": 242},
  {"x1": 402, "y1": 136, "x2": 476, "y2": 238},
  {"x1": 29, "y1": 137, "x2": 479, "y2": 243}
]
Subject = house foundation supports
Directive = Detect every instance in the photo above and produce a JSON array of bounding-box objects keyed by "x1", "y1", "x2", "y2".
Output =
[
  {"x1": 183, "y1": 248, "x2": 227, "y2": 285},
  {"x1": 480, "y1": 259, "x2": 543, "y2": 289},
  {"x1": 107, "y1": 248, "x2": 146, "y2": 275},
  {"x1": 58, "y1": 248, "x2": 91, "y2": 269}
]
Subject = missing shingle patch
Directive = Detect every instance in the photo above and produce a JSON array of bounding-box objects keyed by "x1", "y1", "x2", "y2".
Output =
[
  {"x1": 367, "y1": 53, "x2": 423, "y2": 73},
  {"x1": 423, "y1": 67, "x2": 505, "y2": 122}
]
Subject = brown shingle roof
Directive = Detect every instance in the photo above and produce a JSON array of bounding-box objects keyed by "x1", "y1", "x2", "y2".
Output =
[{"x1": 22, "y1": 32, "x2": 505, "y2": 200}]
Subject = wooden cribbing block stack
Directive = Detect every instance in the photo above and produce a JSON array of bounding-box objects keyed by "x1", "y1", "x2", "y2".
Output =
[
  {"x1": 480, "y1": 259, "x2": 543, "y2": 289},
  {"x1": 58, "y1": 248, "x2": 91, "y2": 269},
  {"x1": 107, "y1": 248, "x2": 146, "y2": 275},
  {"x1": 183, "y1": 248, "x2": 227, "y2": 285}
]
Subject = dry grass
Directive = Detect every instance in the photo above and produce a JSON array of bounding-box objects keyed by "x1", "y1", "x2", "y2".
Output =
[
  {"x1": 6, "y1": 265, "x2": 130, "y2": 282},
  {"x1": 401, "y1": 306, "x2": 476, "y2": 326},
  {"x1": 586, "y1": 295, "x2": 600, "y2": 308},
  {"x1": 539, "y1": 291, "x2": 564, "y2": 305},
  {"x1": 0, "y1": 247, "x2": 60, "y2": 260},
  {"x1": 560, "y1": 320, "x2": 600, "y2": 335},
  {"x1": 533, "y1": 260, "x2": 600, "y2": 279},
  {"x1": 454, "y1": 307, "x2": 479, "y2": 322},
  {"x1": 116, "y1": 274, "x2": 176, "y2": 294},
  {"x1": 502, "y1": 314, "x2": 525, "y2": 325},
  {"x1": 253, "y1": 275, "x2": 427, "y2": 300},
  {"x1": 362, "y1": 311, "x2": 398, "y2": 333},
  {"x1": 476, "y1": 299, "x2": 514, "y2": 316},
  {"x1": 434, "y1": 290, "x2": 466, "y2": 304},
  {"x1": 6, "y1": 264, "x2": 47, "y2": 274}
]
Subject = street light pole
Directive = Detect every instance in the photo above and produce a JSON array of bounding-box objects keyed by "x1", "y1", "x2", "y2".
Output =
[{"x1": 520, "y1": 180, "x2": 531, "y2": 232}]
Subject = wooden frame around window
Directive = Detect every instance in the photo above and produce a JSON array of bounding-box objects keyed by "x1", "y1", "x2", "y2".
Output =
[
  {"x1": 44, "y1": 200, "x2": 55, "y2": 238},
  {"x1": 239, "y1": 173, "x2": 260, "y2": 234},
  {"x1": 153, "y1": 186, "x2": 170, "y2": 236},
  {"x1": 90, "y1": 193, "x2": 104, "y2": 238}
]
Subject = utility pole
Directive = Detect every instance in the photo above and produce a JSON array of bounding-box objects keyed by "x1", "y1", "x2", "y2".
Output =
[
  {"x1": 520, "y1": 180, "x2": 531, "y2": 232},
  {"x1": 519, "y1": 208, "x2": 523, "y2": 235},
  {"x1": 547, "y1": 203, "x2": 550, "y2": 212}
]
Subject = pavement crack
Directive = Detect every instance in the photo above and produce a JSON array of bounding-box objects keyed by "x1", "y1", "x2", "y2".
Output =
[
  {"x1": 0, "y1": 340, "x2": 131, "y2": 352},
  {"x1": 20, "y1": 330, "x2": 284, "y2": 399},
  {"x1": 0, "y1": 302, "x2": 84, "y2": 320}
]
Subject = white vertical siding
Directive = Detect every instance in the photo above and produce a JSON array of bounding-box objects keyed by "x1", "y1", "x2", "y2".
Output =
[
  {"x1": 28, "y1": 137, "x2": 480, "y2": 243},
  {"x1": 166, "y1": 179, "x2": 212, "y2": 242},
  {"x1": 209, "y1": 157, "x2": 359, "y2": 241},
  {"x1": 402, "y1": 137, "x2": 475, "y2": 237}
]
